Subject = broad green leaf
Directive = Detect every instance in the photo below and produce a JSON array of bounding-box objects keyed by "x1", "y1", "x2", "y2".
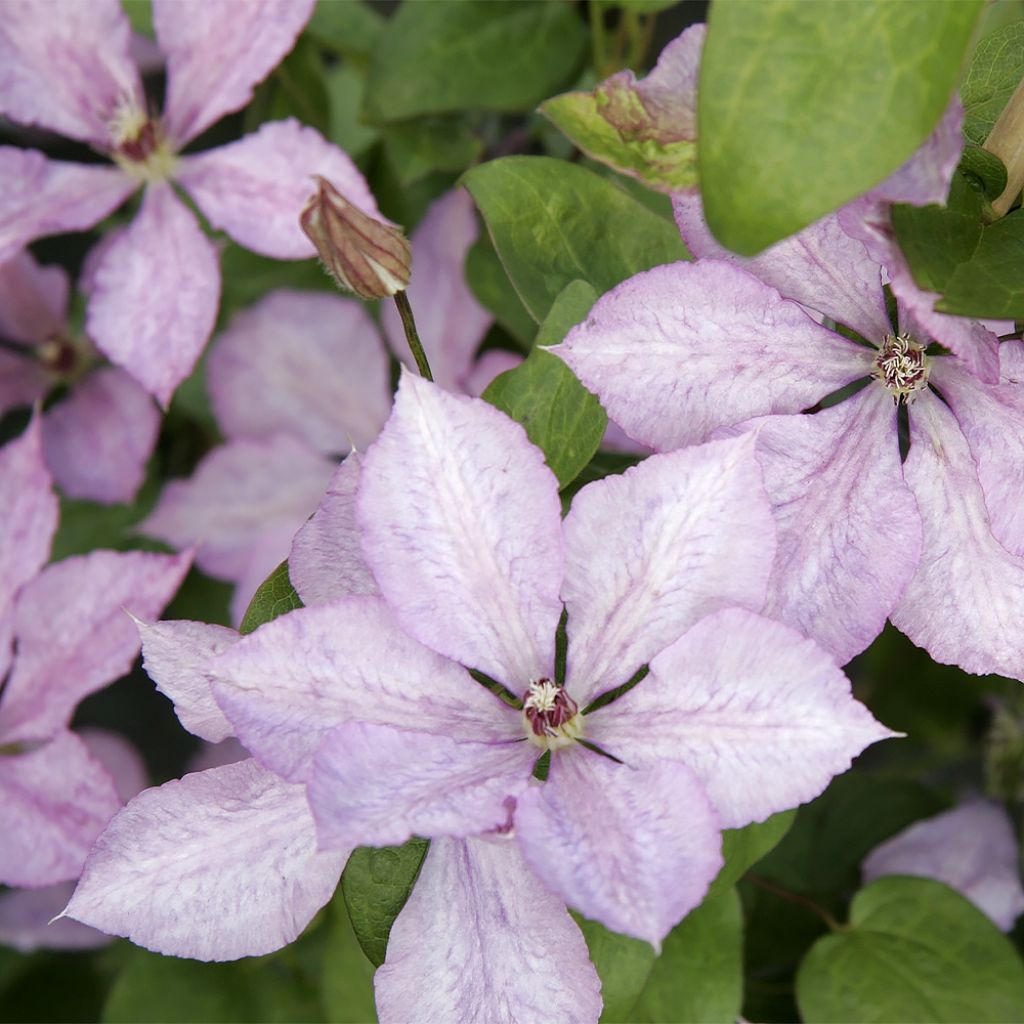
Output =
[
  {"x1": 708, "y1": 809, "x2": 796, "y2": 899},
  {"x1": 322, "y1": 896, "x2": 378, "y2": 1024},
  {"x1": 341, "y1": 839, "x2": 429, "y2": 967},
  {"x1": 962, "y1": 21, "x2": 1024, "y2": 145},
  {"x1": 574, "y1": 916, "x2": 656, "y2": 1023},
  {"x1": 325, "y1": 63, "x2": 380, "y2": 159},
  {"x1": 796, "y1": 876, "x2": 1024, "y2": 1022},
  {"x1": 699, "y1": 0, "x2": 983, "y2": 254},
  {"x1": 103, "y1": 947, "x2": 323, "y2": 1023},
  {"x1": 307, "y1": 0, "x2": 384, "y2": 63},
  {"x1": 598, "y1": 0, "x2": 679, "y2": 12},
  {"x1": 540, "y1": 88, "x2": 697, "y2": 194},
  {"x1": 121, "y1": 0, "x2": 152, "y2": 36},
  {"x1": 960, "y1": 145, "x2": 1009, "y2": 200},
  {"x1": 465, "y1": 234, "x2": 536, "y2": 346},
  {"x1": 239, "y1": 561, "x2": 303, "y2": 635},
  {"x1": 463, "y1": 156, "x2": 688, "y2": 321},
  {"x1": 484, "y1": 281, "x2": 607, "y2": 488},
  {"x1": 891, "y1": 201, "x2": 983, "y2": 294},
  {"x1": 938, "y1": 208, "x2": 1024, "y2": 318},
  {"x1": 382, "y1": 116, "x2": 484, "y2": 187},
  {"x1": 365, "y1": 1, "x2": 586, "y2": 122},
  {"x1": 245, "y1": 37, "x2": 330, "y2": 136},
  {"x1": 631, "y1": 889, "x2": 743, "y2": 1023}
]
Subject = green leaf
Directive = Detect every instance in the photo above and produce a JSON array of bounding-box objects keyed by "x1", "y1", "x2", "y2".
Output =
[
  {"x1": 540, "y1": 88, "x2": 697, "y2": 194},
  {"x1": 121, "y1": 0, "x2": 152, "y2": 37},
  {"x1": 574, "y1": 917, "x2": 656, "y2": 1023},
  {"x1": 325, "y1": 63, "x2": 380, "y2": 159},
  {"x1": 365, "y1": 1, "x2": 586, "y2": 123},
  {"x1": 708, "y1": 809, "x2": 796, "y2": 898},
  {"x1": 699, "y1": 0, "x2": 983, "y2": 254},
  {"x1": 382, "y1": 116, "x2": 484, "y2": 187},
  {"x1": 937, "y1": 208, "x2": 1024, "y2": 318},
  {"x1": 245, "y1": 37, "x2": 330, "y2": 136},
  {"x1": 307, "y1": 0, "x2": 385, "y2": 63},
  {"x1": 960, "y1": 144, "x2": 1009, "y2": 200},
  {"x1": 891, "y1": 200, "x2": 983, "y2": 294},
  {"x1": 484, "y1": 281, "x2": 607, "y2": 488},
  {"x1": 341, "y1": 839, "x2": 429, "y2": 967},
  {"x1": 463, "y1": 156, "x2": 688, "y2": 322},
  {"x1": 631, "y1": 889, "x2": 743, "y2": 1023},
  {"x1": 239, "y1": 561, "x2": 303, "y2": 635},
  {"x1": 322, "y1": 896, "x2": 378, "y2": 1024},
  {"x1": 464, "y1": 234, "x2": 536, "y2": 346},
  {"x1": 796, "y1": 876, "x2": 1024, "y2": 1023},
  {"x1": 962, "y1": 21, "x2": 1024, "y2": 145}
]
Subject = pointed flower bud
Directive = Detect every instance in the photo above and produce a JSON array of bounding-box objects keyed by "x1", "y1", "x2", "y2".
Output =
[{"x1": 300, "y1": 176, "x2": 412, "y2": 300}]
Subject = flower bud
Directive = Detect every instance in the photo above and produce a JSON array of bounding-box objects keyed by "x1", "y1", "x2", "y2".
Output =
[{"x1": 300, "y1": 175, "x2": 412, "y2": 300}]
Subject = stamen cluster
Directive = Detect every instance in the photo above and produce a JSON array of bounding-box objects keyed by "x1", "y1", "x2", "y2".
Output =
[
  {"x1": 523, "y1": 678, "x2": 581, "y2": 749},
  {"x1": 873, "y1": 332, "x2": 929, "y2": 403}
]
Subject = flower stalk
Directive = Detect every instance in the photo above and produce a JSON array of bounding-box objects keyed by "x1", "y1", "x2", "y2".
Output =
[
  {"x1": 392, "y1": 290, "x2": 433, "y2": 382},
  {"x1": 984, "y1": 75, "x2": 1024, "y2": 218}
]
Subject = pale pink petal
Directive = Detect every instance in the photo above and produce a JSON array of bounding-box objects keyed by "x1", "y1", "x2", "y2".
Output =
[
  {"x1": 310, "y1": 722, "x2": 534, "y2": 850},
  {"x1": 137, "y1": 618, "x2": 240, "y2": 742},
  {"x1": 516, "y1": 751, "x2": 722, "y2": 948},
  {"x1": 0, "y1": 0, "x2": 142, "y2": 146},
  {"x1": 931, "y1": 352, "x2": 1024, "y2": 556},
  {"x1": 63, "y1": 758, "x2": 345, "y2": 960},
  {"x1": 673, "y1": 195, "x2": 891, "y2": 343},
  {"x1": 139, "y1": 435, "x2": 335, "y2": 582},
  {"x1": 187, "y1": 738, "x2": 248, "y2": 774},
  {"x1": 380, "y1": 189, "x2": 492, "y2": 391},
  {"x1": 863, "y1": 800, "x2": 1024, "y2": 932},
  {"x1": 78, "y1": 727, "x2": 148, "y2": 803},
  {"x1": 587, "y1": 608, "x2": 895, "y2": 828},
  {"x1": 0, "y1": 350, "x2": 49, "y2": 419},
  {"x1": 0, "y1": 883, "x2": 109, "y2": 952},
  {"x1": 86, "y1": 182, "x2": 219, "y2": 405},
  {"x1": 0, "y1": 416, "x2": 57, "y2": 620},
  {"x1": 0, "y1": 149, "x2": 135, "y2": 262},
  {"x1": 177, "y1": 118, "x2": 378, "y2": 258},
  {"x1": 41, "y1": 367, "x2": 159, "y2": 504},
  {"x1": 0, "y1": 730, "x2": 121, "y2": 887},
  {"x1": 210, "y1": 597, "x2": 518, "y2": 783},
  {"x1": 359, "y1": 374, "x2": 564, "y2": 690},
  {"x1": 892, "y1": 391, "x2": 1024, "y2": 680},
  {"x1": 562, "y1": 435, "x2": 775, "y2": 706},
  {"x1": 462, "y1": 349, "x2": 522, "y2": 398},
  {"x1": 0, "y1": 251, "x2": 68, "y2": 344},
  {"x1": 554, "y1": 261, "x2": 872, "y2": 450},
  {"x1": 288, "y1": 455, "x2": 380, "y2": 607},
  {"x1": 0, "y1": 550, "x2": 190, "y2": 742},
  {"x1": 375, "y1": 836, "x2": 602, "y2": 1024},
  {"x1": 207, "y1": 289, "x2": 391, "y2": 453},
  {"x1": 747, "y1": 386, "x2": 922, "y2": 664}
]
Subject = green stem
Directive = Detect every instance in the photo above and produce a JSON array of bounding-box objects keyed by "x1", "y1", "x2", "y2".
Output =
[
  {"x1": 392, "y1": 290, "x2": 433, "y2": 382},
  {"x1": 747, "y1": 874, "x2": 845, "y2": 932}
]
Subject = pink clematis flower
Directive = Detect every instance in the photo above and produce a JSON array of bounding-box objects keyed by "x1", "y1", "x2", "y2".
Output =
[
  {"x1": 0, "y1": 250, "x2": 159, "y2": 503},
  {"x1": 66, "y1": 376, "x2": 892, "y2": 1022},
  {"x1": 0, "y1": 0, "x2": 378, "y2": 405},
  {"x1": 0, "y1": 418, "x2": 189, "y2": 890}
]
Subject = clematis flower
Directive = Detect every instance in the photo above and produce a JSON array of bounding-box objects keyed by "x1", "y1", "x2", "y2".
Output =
[
  {"x1": 862, "y1": 799, "x2": 1024, "y2": 932},
  {"x1": 66, "y1": 375, "x2": 893, "y2": 1023},
  {"x1": 0, "y1": 0, "x2": 378, "y2": 404},
  {"x1": 0, "y1": 417, "x2": 190, "y2": 890},
  {"x1": 555, "y1": 162, "x2": 1024, "y2": 680},
  {"x1": 0, "y1": 250, "x2": 159, "y2": 503}
]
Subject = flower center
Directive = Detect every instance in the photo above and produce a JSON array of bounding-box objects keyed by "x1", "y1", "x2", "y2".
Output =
[
  {"x1": 523, "y1": 679, "x2": 582, "y2": 751},
  {"x1": 873, "y1": 332, "x2": 929, "y2": 403},
  {"x1": 108, "y1": 100, "x2": 177, "y2": 183}
]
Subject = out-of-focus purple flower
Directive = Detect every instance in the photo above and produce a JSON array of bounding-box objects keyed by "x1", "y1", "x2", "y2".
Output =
[
  {"x1": 862, "y1": 799, "x2": 1024, "y2": 932},
  {"x1": 0, "y1": 0, "x2": 378, "y2": 405},
  {"x1": 0, "y1": 250, "x2": 159, "y2": 504},
  {"x1": 0, "y1": 418, "x2": 189, "y2": 890}
]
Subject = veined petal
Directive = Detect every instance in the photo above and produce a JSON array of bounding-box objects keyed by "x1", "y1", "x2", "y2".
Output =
[
  {"x1": 63, "y1": 758, "x2": 345, "y2": 961},
  {"x1": 0, "y1": 250, "x2": 68, "y2": 344},
  {"x1": 0, "y1": 148, "x2": 134, "y2": 262},
  {"x1": 137, "y1": 619, "x2": 239, "y2": 743},
  {"x1": 359, "y1": 374, "x2": 564, "y2": 690},
  {"x1": 210, "y1": 597, "x2": 518, "y2": 783},
  {"x1": 289, "y1": 455, "x2": 380, "y2": 607},
  {"x1": 892, "y1": 392, "x2": 1024, "y2": 680},
  {"x1": 310, "y1": 722, "x2": 534, "y2": 850},
  {"x1": 0, "y1": 883, "x2": 109, "y2": 953},
  {"x1": 554, "y1": 261, "x2": 872, "y2": 450},
  {"x1": 0, "y1": 730, "x2": 121, "y2": 887},
  {"x1": 931, "y1": 350, "x2": 1024, "y2": 556},
  {"x1": 0, "y1": 0, "x2": 142, "y2": 146},
  {"x1": 673, "y1": 195, "x2": 891, "y2": 342},
  {"x1": 177, "y1": 119, "x2": 379, "y2": 259},
  {"x1": 751, "y1": 385, "x2": 922, "y2": 664},
  {"x1": 207, "y1": 289, "x2": 390, "y2": 453},
  {"x1": 375, "y1": 836, "x2": 602, "y2": 1024},
  {"x1": 516, "y1": 751, "x2": 722, "y2": 948},
  {"x1": 155, "y1": 0, "x2": 314, "y2": 146},
  {"x1": 380, "y1": 189, "x2": 491, "y2": 392},
  {"x1": 862, "y1": 800, "x2": 1024, "y2": 933},
  {"x1": 0, "y1": 550, "x2": 190, "y2": 742},
  {"x1": 587, "y1": 609, "x2": 895, "y2": 829},
  {"x1": 42, "y1": 367, "x2": 159, "y2": 504},
  {"x1": 563, "y1": 435, "x2": 775, "y2": 706}
]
